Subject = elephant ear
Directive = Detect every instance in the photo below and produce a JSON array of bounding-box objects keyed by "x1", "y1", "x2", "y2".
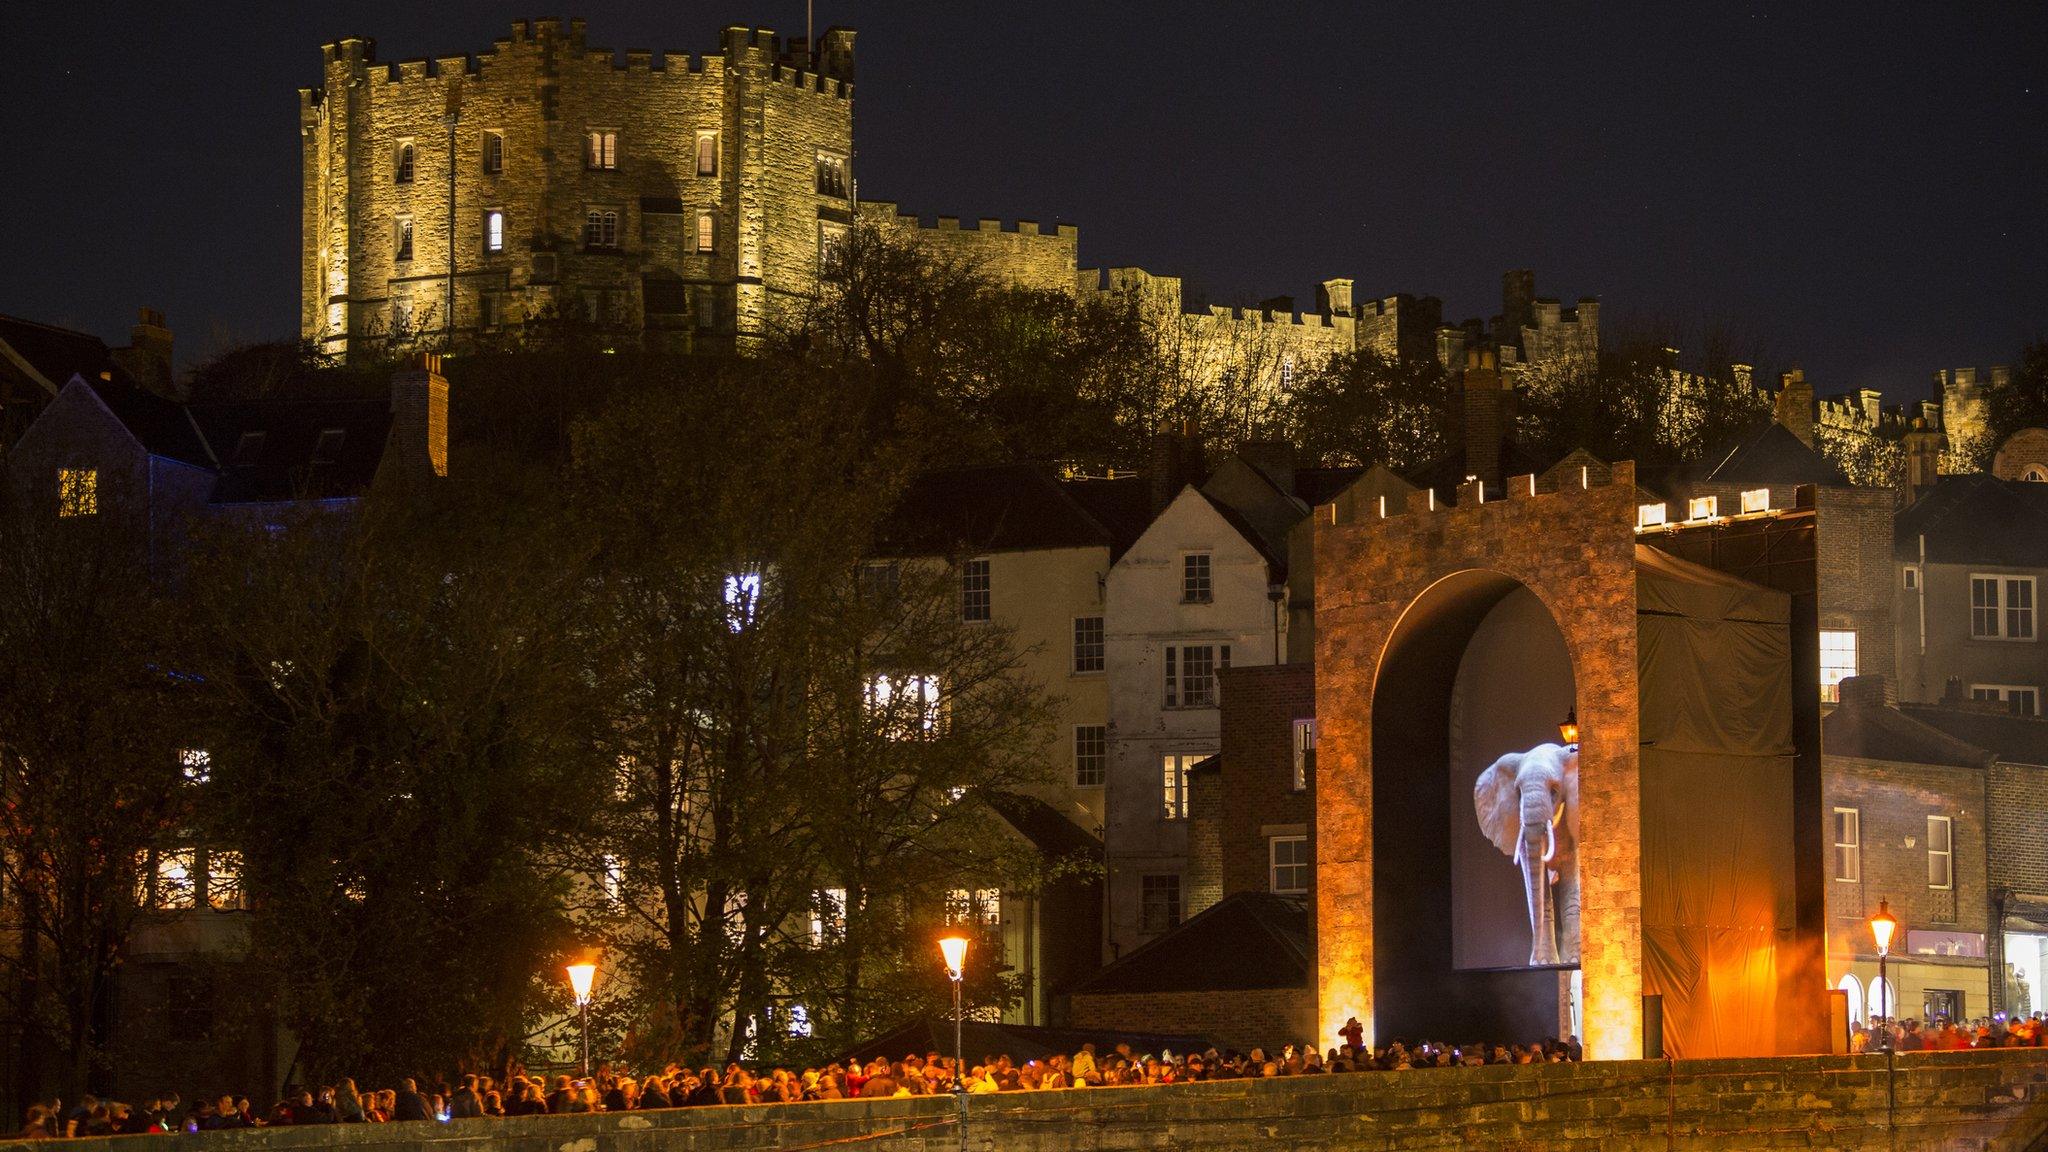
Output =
[{"x1": 1473, "y1": 753, "x2": 1524, "y2": 857}]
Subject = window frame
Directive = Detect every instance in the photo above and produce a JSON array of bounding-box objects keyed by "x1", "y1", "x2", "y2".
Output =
[
  {"x1": 1831, "y1": 807, "x2": 1860, "y2": 883},
  {"x1": 1139, "y1": 873, "x2": 1182, "y2": 934},
  {"x1": 961, "y1": 558, "x2": 991, "y2": 623},
  {"x1": 1072, "y1": 615, "x2": 1105, "y2": 674},
  {"x1": 1819, "y1": 629, "x2": 1857, "y2": 702},
  {"x1": 586, "y1": 129, "x2": 618, "y2": 170},
  {"x1": 482, "y1": 130, "x2": 504, "y2": 174},
  {"x1": 584, "y1": 208, "x2": 620, "y2": 250},
  {"x1": 393, "y1": 140, "x2": 415, "y2": 184},
  {"x1": 1160, "y1": 752, "x2": 1202, "y2": 820},
  {"x1": 696, "y1": 130, "x2": 719, "y2": 177},
  {"x1": 1291, "y1": 718, "x2": 1317, "y2": 792},
  {"x1": 1970, "y1": 574, "x2": 2037, "y2": 642},
  {"x1": 815, "y1": 149, "x2": 849, "y2": 198},
  {"x1": 1927, "y1": 814, "x2": 1953, "y2": 890},
  {"x1": 1269, "y1": 835, "x2": 1309, "y2": 895},
  {"x1": 1074, "y1": 724, "x2": 1107, "y2": 788},
  {"x1": 1163, "y1": 643, "x2": 1230, "y2": 708},
  {"x1": 394, "y1": 215, "x2": 414, "y2": 263},
  {"x1": 1182, "y1": 553, "x2": 1213, "y2": 604},
  {"x1": 1970, "y1": 684, "x2": 2040, "y2": 717},
  {"x1": 695, "y1": 211, "x2": 717, "y2": 254},
  {"x1": 483, "y1": 208, "x2": 505, "y2": 255}
]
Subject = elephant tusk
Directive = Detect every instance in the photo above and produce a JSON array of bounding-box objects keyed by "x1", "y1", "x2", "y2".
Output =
[{"x1": 1541, "y1": 822, "x2": 1557, "y2": 864}]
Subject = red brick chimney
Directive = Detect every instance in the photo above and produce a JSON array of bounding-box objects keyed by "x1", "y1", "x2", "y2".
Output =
[
  {"x1": 1774, "y1": 369, "x2": 1815, "y2": 449},
  {"x1": 1149, "y1": 421, "x2": 1207, "y2": 516},
  {"x1": 388, "y1": 352, "x2": 449, "y2": 478},
  {"x1": 1462, "y1": 348, "x2": 1505, "y2": 488}
]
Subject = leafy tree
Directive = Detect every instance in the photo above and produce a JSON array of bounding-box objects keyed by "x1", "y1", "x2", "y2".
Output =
[
  {"x1": 1982, "y1": 340, "x2": 2048, "y2": 463},
  {"x1": 1280, "y1": 350, "x2": 1451, "y2": 470},
  {"x1": 0, "y1": 466, "x2": 196, "y2": 1102}
]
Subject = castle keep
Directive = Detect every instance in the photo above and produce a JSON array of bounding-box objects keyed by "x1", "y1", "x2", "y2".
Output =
[{"x1": 301, "y1": 19, "x2": 856, "y2": 357}]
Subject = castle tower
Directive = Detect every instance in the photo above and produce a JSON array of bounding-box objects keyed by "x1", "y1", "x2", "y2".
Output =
[{"x1": 299, "y1": 20, "x2": 856, "y2": 361}]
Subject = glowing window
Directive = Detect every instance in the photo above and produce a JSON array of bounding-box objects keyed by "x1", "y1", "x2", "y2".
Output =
[
  {"x1": 484, "y1": 209, "x2": 504, "y2": 254},
  {"x1": 865, "y1": 674, "x2": 943, "y2": 739},
  {"x1": 153, "y1": 849, "x2": 197, "y2": 910},
  {"x1": 179, "y1": 748, "x2": 211, "y2": 785},
  {"x1": 1160, "y1": 752, "x2": 1205, "y2": 820},
  {"x1": 1636, "y1": 502, "x2": 1667, "y2": 528},
  {"x1": 696, "y1": 131, "x2": 718, "y2": 177},
  {"x1": 724, "y1": 570, "x2": 761, "y2": 631},
  {"x1": 586, "y1": 130, "x2": 617, "y2": 170},
  {"x1": 1820, "y1": 631, "x2": 1857, "y2": 702},
  {"x1": 811, "y1": 888, "x2": 846, "y2": 945},
  {"x1": 57, "y1": 468, "x2": 97, "y2": 517},
  {"x1": 945, "y1": 888, "x2": 1001, "y2": 928},
  {"x1": 205, "y1": 850, "x2": 244, "y2": 911},
  {"x1": 1740, "y1": 488, "x2": 1770, "y2": 514},
  {"x1": 1687, "y1": 495, "x2": 1718, "y2": 520},
  {"x1": 695, "y1": 211, "x2": 716, "y2": 254}
]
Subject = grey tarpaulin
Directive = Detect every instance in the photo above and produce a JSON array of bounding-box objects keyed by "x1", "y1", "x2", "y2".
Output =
[{"x1": 1635, "y1": 545, "x2": 1797, "y2": 1057}]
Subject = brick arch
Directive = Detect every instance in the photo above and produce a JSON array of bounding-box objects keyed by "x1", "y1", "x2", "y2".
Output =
[{"x1": 1313, "y1": 473, "x2": 1643, "y2": 1060}]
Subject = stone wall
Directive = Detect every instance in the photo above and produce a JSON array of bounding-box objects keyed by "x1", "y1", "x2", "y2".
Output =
[{"x1": 21, "y1": 1051, "x2": 2048, "y2": 1152}]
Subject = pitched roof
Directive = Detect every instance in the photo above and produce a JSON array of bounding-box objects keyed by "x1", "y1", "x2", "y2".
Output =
[
  {"x1": 1823, "y1": 698, "x2": 1994, "y2": 769},
  {"x1": 879, "y1": 463, "x2": 1113, "y2": 557},
  {"x1": 81, "y1": 376, "x2": 214, "y2": 469},
  {"x1": 1068, "y1": 892, "x2": 1309, "y2": 995},
  {"x1": 1196, "y1": 487, "x2": 1290, "y2": 577},
  {"x1": 194, "y1": 398, "x2": 391, "y2": 504},
  {"x1": 1895, "y1": 473, "x2": 2048, "y2": 567},
  {"x1": 1059, "y1": 476, "x2": 1152, "y2": 560},
  {"x1": 0, "y1": 314, "x2": 122, "y2": 397},
  {"x1": 1697, "y1": 422, "x2": 1849, "y2": 487},
  {"x1": 1900, "y1": 704, "x2": 2048, "y2": 768},
  {"x1": 978, "y1": 790, "x2": 1101, "y2": 861}
]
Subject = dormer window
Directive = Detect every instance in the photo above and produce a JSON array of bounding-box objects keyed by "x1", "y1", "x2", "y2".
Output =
[
  {"x1": 232, "y1": 432, "x2": 266, "y2": 467},
  {"x1": 312, "y1": 429, "x2": 346, "y2": 464}
]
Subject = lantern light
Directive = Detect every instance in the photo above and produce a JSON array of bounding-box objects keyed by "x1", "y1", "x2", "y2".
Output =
[
  {"x1": 1559, "y1": 707, "x2": 1580, "y2": 747},
  {"x1": 939, "y1": 935, "x2": 969, "y2": 981},
  {"x1": 566, "y1": 961, "x2": 598, "y2": 1006},
  {"x1": 1870, "y1": 899, "x2": 1898, "y2": 956}
]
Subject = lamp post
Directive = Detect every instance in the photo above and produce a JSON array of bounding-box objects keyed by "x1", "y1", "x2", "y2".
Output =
[
  {"x1": 566, "y1": 961, "x2": 598, "y2": 1078},
  {"x1": 1559, "y1": 707, "x2": 1579, "y2": 747},
  {"x1": 1870, "y1": 899, "x2": 1898, "y2": 1131},
  {"x1": 939, "y1": 936, "x2": 969, "y2": 1152}
]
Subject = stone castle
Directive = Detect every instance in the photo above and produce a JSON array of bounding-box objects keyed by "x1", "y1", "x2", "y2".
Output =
[
  {"x1": 299, "y1": 18, "x2": 2000, "y2": 462},
  {"x1": 298, "y1": 18, "x2": 1599, "y2": 388}
]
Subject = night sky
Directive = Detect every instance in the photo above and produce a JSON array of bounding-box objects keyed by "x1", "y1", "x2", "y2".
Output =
[{"x1": 2, "y1": 3, "x2": 2042, "y2": 399}]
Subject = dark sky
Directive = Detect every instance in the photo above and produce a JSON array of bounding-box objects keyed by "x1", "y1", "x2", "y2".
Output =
[{"x1": 2, "y1": 3, "x2": 2042, "y2": 399}]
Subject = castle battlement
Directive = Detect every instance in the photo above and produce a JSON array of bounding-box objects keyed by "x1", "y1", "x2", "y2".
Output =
[
  {"x1": 861, "y1": 202, "x2": 1077, "y2": 242},
  {"x1": 1322, "y1": 457, "x2": 1638, "y2": 528}
]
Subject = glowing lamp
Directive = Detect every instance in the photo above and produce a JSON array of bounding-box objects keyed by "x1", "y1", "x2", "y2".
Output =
[
  {"x1": 939, "y1": 935, "x2": 969, "y2": 981},
  {"x1": 1870, "y1": 899, "x2": 1897, "y2": 956},
  {"x1": 566, "y1": 961, "x2": 598, "y2": 1006},
  {"x1": 1559, "y1": 707, "x2": 1579, "y2": 747}
]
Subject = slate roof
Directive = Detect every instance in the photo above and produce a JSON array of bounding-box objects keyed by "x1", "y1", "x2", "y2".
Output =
[
  {"x1": 1895, "y1": 473, "x2": 2048, "y2": 567},
  {"x1": 1696, "y1": 422, "x2": 1849, "y2": 487},
  {"x1": 1068, "y1": 892, "x2": 1309, "y2": 995},
  {"x1": 837, "y1": 1018, "x2": 1208, "y2": 1066},
  {"x1": 1823, "y1": 698, "x2": 1994, "y2": 769},
  {"x1": 978, "y1": 790, "x2": 1102, "y2": 862},
  {"x1": 0, "y1": 314, "x2": 123, "y2": 396},
  {"x1": 1900, "y1": 704, "x2": 2048, "y2": 768},
  {"x1": 879, "y1": 463, "x2": 1113, "y2": 558},
  {"x1": 194, "y1": 398, "x2": 392, "y2": 505},
  {"x1": 1196, "y1": 487, "x2": 1290, "y2": 577},
  {"x1": 83, "y1": 376, "x2": 214, "y2": 469}
]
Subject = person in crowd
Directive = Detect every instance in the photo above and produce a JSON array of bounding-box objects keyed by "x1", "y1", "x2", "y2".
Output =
[{"x1": 392, "y1": 1078, "x2": 435, "y2": 1123}]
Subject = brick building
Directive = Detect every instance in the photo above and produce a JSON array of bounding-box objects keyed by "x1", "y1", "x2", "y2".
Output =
[{"x1": 1894, "y1": 473, "x2": 2048, "y2": 714}]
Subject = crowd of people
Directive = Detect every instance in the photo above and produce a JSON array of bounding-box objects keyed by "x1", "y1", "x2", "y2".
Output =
[
  {"x1": 16, "y1": 1013, "x2": 2045, "y2": 1138},
  {"x1": 1852, "y1": 1012, "x2": 2048, "y2": 1053}
]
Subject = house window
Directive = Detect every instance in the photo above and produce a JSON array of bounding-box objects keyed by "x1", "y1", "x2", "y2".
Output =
[
  {"x1": 1073, "y1": 616, "x2": 1104, "y2": 673},
  {"x1": 483, "y1": 209, "x2": 504, "y2": 254},
  {"x1": 1971, "y1": 685, "x2": 2040, "y2": 717},
  {"x1": 1903, "y1": 566, "x2": 1919, "y2": 590},
  {"x1": 819, "y1": 222, "x2": 849, "y2": 276},
  {"x1": 478, "y1": 292, "x2": 497, "y2": 331},
  {"x1": 1160, "y1": 752, "x2": 1204, "y2": 820},
  {"x1": 1182, "y1": 553, "x2": 1213, "y2": 603},
  {"x1": 1074, "y1": 725, "x2": 1107, "y2": 787},
  {"x1": 56, "y1": 468, "x2": 97, "y2": 517},
  {"x1": 1927, "y1": 815, "x2": 1953, "y2": 890},
  {"x1": 861, "y1": 561, "x2": 900, "y2": 605},
  {"x1": 1292, "y1": 719, "x2": 1317, "y2": 792},
  {"x1": 815, "y1": 151, "x2": 848, "y2": 197},
  {"x1": 961, "y1": 559, "x2": 991, "y2": 622},
  {"x1": 600, "y1": 855, "x2": 624, "y2": 904},
  {"x1": 393, "y1": 141, "x2": 414, "y2": 183},
  {"x1": 811, "y1": 888, "x2": 846, "y2": 945},
  {"x1": 724, "y1": 570, "x2": 761, "y2": 631},
  {"x1": 1831, "y1": 807, "x2": 1860, "y2": 882},
  {"x1": 945, "y1": 888, "x2": 1001, "y2": 928},
  {"x1": 205, "y1": 850, "x2": 245, "y2": 911},
  {"x1": 1819, "y1": 630, "x2": 1857, "y2": 701},
  {"x1": 866, "y1": 674, "x2": 942, "y2": 739},
  {"x1": 695, "y1": 211, "x2": 716, "y2": 254},
  {"x1": 584, "y1": 210, "x2": 619, "y2": 249},
  {"x1": 1279, "y1": 355, "x2": 1296, "y2": 393},
  {"x1": 1164, "y1": 644, "x2": 1229, "y2": 708},
  {"x1": 586, "y1": 130, "x2": 617, "y2": 170},
  {"x1": 1971, "y1": 575, "x2": 2036, "y2": 641},
  {"x1": 1270, "y1": 836, "x2": 1309, "y2": 895},
  {"x1": 179, "y1": 748, "x2": 211, "y2": 785},
  {"x1": 482, "y1": 131, "x2": 503, "y2": 174},
  {"x1": 696, "y1": 131, "x2": 719, "y2": 177},
  {"x1": 394, "y1": 216, "x2": 414, "y2": 262},
  {"x1": 1139, "y1": 874, "x2": 1182, "y2": 934},
  {"x1": 151, "y1": 848, "x2": 197, "y2": 910}
]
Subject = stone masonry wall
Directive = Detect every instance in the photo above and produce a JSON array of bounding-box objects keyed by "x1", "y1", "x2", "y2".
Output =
[{"x1": 20, "y1": 1051, "x2": 2048, "y2": 1152}]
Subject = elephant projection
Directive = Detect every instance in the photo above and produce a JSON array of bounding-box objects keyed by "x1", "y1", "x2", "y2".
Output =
[{"x1": 1473, "y1": 742, "x2": 1580, "y2": 967}]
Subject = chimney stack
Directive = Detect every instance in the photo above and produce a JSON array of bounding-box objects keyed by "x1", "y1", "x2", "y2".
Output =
[
  {"x1": 1773, "y1": 369, "x2": 1814, "y2": 449},
  {"x1": 1462, "y1": 348, "x2": 1505, "y2": 489},
  {"x1": 1148, "y1": 421, "x2": 1207, "y2": 516},
  {"x1": 112, "y1": 307, "x2": 175, "y2": 394},
  {"x1": 389, "y1": 352, "x2": 449, "y2": 478},
  {"x1": 1903, "y1": 418, "x2": 1943, "y2": 495},
  {"x1": 1836, "y1": 674, "x2": 1896, "y2": 710}
]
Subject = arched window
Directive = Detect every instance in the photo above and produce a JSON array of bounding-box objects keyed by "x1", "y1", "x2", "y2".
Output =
[
  {"x1": 2021, "y1": 464, "x2": 2047, "y2": 482},
  {"x1": 1838, "y1": 974, "x2": 1865, "y2": 1025},
  {"x1": 1867, "y1": 976, "x2": 1894, "y2": 1021}
]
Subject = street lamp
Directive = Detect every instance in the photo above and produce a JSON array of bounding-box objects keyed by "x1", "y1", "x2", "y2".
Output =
[
  {"x1": 939, "y1": 936, "x2": 969, "y2": 1152},
  {"x1": 1559, "y1": 707, "x2": 1579, "y2": 747},
  {"x1": 566, "y1": 961, "x2": 598, "y2": 1078},
  {"x1": 1870, "y1": 898, "x2": 1898, "y2": 1127}
]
